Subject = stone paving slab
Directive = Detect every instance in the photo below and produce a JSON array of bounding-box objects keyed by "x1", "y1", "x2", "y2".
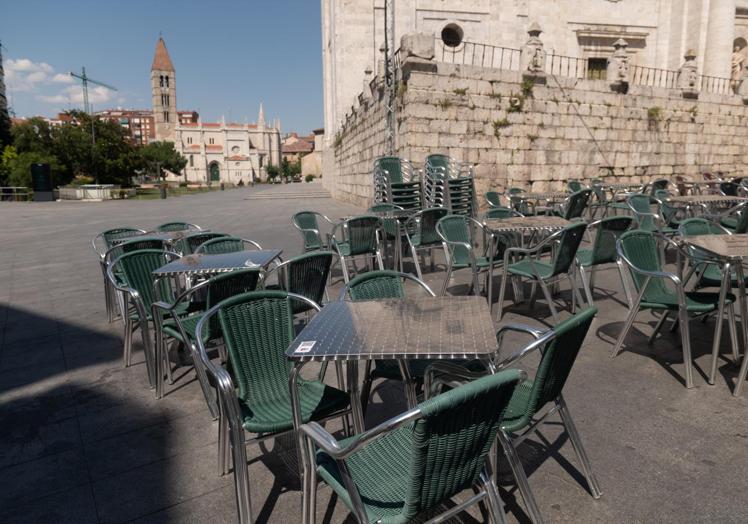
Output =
[{"x1": 2, "y1": 185, "x2": 748, "y2": 523}]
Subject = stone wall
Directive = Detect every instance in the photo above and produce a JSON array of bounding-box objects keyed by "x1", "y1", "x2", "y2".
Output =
[{"x1": 325, "y1": 59, "x2": 748, "y2": 207}]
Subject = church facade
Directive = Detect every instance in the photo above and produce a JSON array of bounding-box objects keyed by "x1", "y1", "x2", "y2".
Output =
[
  {"x1": 322, "y1": 0, "x2": 748, "y2": 142},
  {"x1": 150, "y1": 37, "x2": 281, "y2": 184}
]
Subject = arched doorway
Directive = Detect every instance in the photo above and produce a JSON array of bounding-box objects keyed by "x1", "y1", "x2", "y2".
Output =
[{"x1": 209, "y1": 162, "x2": 220, "y2": 182}]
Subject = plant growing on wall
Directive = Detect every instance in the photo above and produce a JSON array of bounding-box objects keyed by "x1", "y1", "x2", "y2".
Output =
[
  {"x1": 492, "y1": 118, "x2": 511, "y2": 139},
  {"x1": 647, "y1": 106, "x2": 663, "y2": 130}
]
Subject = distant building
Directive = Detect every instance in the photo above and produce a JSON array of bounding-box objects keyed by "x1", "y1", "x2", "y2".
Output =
[
  {"x1": 92, "y1": 108, "x2": 198, "y2": 146},
  {"x1": 300, "y1": 128, "x2": 324, "y2": 178},
  {"x1": 281, "y1": 132, "x2": 315, "y2": 164},
  {"x1": 149, "y1": 37, "x2": 281, "y2": 184}
]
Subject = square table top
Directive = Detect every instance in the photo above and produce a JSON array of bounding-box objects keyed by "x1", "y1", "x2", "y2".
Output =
[
  {"x1": 682, "y1": 234, "x2": 748, "y2": 259},
  {"x1": 152, "y1": 249, "x2": 282, "y2": 277},
  {"x1": 483, "y1": 215, "x2": 571, "y2": 233},
  {"x1": 286, "y1": 296, "x2": 500, "y2": 362},
  {"x1": 667, "y1": 195, "x2": 747, "y2": 204},
  {"x1": 518, "y1": 192, "x2": 569, "y2": 201}
]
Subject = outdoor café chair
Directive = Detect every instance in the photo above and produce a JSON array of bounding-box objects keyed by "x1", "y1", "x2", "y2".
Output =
[
  {"x1": 679, "y1": 217, "x2": 741, "y2": 289},
  {"x1": 484, "y1": 206, "x2": 523, "y2": 219},
  {"x1": 107, "y1": 249, "x2": 181, "y2": 392},
  {"x1": 496, "y1": 222, "x2": 588, "y2": 323},
  {"x1": 653, "y1": 189, "x2": 686, "y2": 229},
  {"x1": 330, "y1": 215, "x2": 384, "y2": 282},
  {"x1": 92, "y1": 227, "x2": 146, "y2": 257},
  {"x1": 340, "y1": 270, "x2": 441, "y2": 410},
  {"x1": 193, "y1": 291, "x2": 351, "y2": 524},
  {"x1": 436, "y1": 214, "x2": 506, "y2": 305},
  {"x1": 553, "y1": 189, "x2": 592, "y2": 220},
  {"x1": 101, "y1": 237, "x2": 169, "y2": 323},
  {"x1": 485, "y1": 190, "x2": 503, "y2": 207},
  {"x1": 265, "y1": 251, "x2": 334, "y2": 310},
  {"x1": 575, "y1": 216, "x2": 634, "y2": 307},
  {"x1": 292, "y1": 210, "x2": 335, "y2": 252},
  {"x1": 369, "y1": 202, "x2": 404, "y2": 268},
  {"x1": 612, "y1": 230, "x2": 739, "y2": 388},
  {"x1": 508, "y1": 187, "x2": 536, "y2": 216},
  {"x1": 177, "y1": 231, "x2": 229, "y2": 255},
  {"x1": 402, "y1": 206, "x2": 449, "y2": 279},
  {"x1": 155, "y1": 221, "x2": 202, "y2": 232},
  {"x1": 627, "y1": 193, "x2": 677, "y2": 236},
  {"x1": 194, "y1": 236, "x2": 263, "y2": 254},
  {"x1": 647, "y1": 178, "x2": 670, "y2": 195},
  {"x1": 567, "y1": 179, "x2": 585, "y2": 193},
  {"x1": 299, "y1": 368, "x2": 525, "y2": 524},
  {"x1": 152, "y1": 268, "x2": 264, "y2": 407},
  {"x1": 719, "y1": 202, "x2": 748, "y2": 233},
  {"x1": 428, "y1": 306, "x2": 602, "y2": 524}
]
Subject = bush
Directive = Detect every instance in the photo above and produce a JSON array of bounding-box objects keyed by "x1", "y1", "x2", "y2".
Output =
[{"x1": 305, "y1": 174, "x2": 315, "y2": 183}]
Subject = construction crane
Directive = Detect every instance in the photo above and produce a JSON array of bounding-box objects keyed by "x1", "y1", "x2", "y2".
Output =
[{"x1": 69, "y1": 67, "x2": 117, "y2": 184}]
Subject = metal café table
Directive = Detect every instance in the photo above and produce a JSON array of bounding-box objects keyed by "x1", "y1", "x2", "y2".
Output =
[
  {"x1": 152, "y1": 249, "x2": 282, "y2": 277},
  {"x1": 667, "y1": 195, "x2": 747, "y2": 217},
  {"x1": 483, "y1": 215, "x2": 570, "y2": 248},
  {"x1": 286, "y1": 295, "x2": 502, "y2": 432},
  {"x1": 682, "y1": 234, "x2": 748, "y2": 395}
]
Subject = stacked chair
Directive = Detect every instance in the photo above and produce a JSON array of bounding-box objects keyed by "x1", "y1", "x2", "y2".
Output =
[
  {"x1": 422, "y1": 154, "x2": 478, "y2": 217},
  {"x1": 372, "y1": 156, "x2": 422, "y2": 210}
]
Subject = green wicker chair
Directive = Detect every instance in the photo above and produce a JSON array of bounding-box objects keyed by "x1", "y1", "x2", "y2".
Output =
[
  {"x1": 484, "y1": 206, "x2": 522, "y2": 219},
  {"x1": 719, "y1": 203, "x2": 748, "y2": 233},
  {"x1": 369, "y1": 203, "x2": 404, "y2": 268},
  {"x1": 292, "y1": 211, "x2": 336, "y2": 252},
  {"x1": 436, "y1": 215, "x2": 506, "y2": 308},
  {"x1": 508, "y1": 187, "x2": 535, "y2": 216},
  {"x1": 299, "y1": 368, "x2": 526, "y2": 524},
  {"x1": 647, "y1": 178, "x2": 669, "y2": 195},
  {"x1": 155, "y1": 221, "x2": 202, "y2": 232},
  {"x1": 612, "y1": 230, "x2": 739, "y2": 388},
  {"x1": 496, "y1": 222, "x2": 588, "y2": 323},
  {"x1": 101, "y1": 237, "x2": 169, "y2": 323},
  {"x1": 177, "y1": 232, "x2": 229, "y2": 255},
  {"x1": 340, "y1": 270, "x2": 438, "y2": 410},
  {"x1": 653, "y1": 189, "x2": 686, "y2": 229},
  {"x1": 554, "y1": 189, "x2": 592, "y2": 220},
  {"x1": 92, "y1": 227, "x2": 146, "y2": 257},
  {"x1": 627, "y1": 194, "x2": 676, "y2": 235},
  {"x1": 107, "y1": 249, "x2": 180, "y2": 392},
  {"x1": 266, "y1": 251, "x2": 334, "y2": 312},
  {"x1": 485, "y1": 190, "x2": 503, "y2": 207},
  {"x1": 194, "y1": 236, "x2": 262, "y2": 254},
  {"x1": 567, "y1": 180, "x2": 584, "y2": 193},
  {"x1": 576, "y1": 216, "x2": 634, "y2": 306},
  {"x1": 152, "y1": 268, "x2": 264, "y2": 406},
  {"x1": 402, "y1": 207, "x2": 449, "y2": 279},
  {"x1": 193, "y1": 291, "x2": 351, "y2": 524},
  {"x1": 330, "y1": 215, "x2": 384, "y2": 282}
]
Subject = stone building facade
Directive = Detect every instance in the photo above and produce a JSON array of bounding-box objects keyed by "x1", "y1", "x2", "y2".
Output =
[
  {"x1": 149, "y1": 38, "x2": 281, "y2": 183},
  {"x1": 322, "y1": 0, "x2": 748, "y2": 143}
]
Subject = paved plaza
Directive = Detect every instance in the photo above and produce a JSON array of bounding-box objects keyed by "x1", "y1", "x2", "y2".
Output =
[{"x1": 2, "y1": 183, "x2": 748, "y2": 523}]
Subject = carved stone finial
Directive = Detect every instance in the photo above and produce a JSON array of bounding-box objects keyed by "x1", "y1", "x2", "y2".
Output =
[
  {"x1": 520, "y1": 22, "x2": 547, "y2": 83},
  {"x1": 678, "y1": 49, "x2": 700, "y2": 98},
  {"x1": 607, "y1": 39, "x2": 630, "y2": 92}
]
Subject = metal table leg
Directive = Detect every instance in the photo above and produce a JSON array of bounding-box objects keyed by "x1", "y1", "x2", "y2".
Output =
[{"x1": 733, "y1": 263, "x2": 748, "y2": 396}]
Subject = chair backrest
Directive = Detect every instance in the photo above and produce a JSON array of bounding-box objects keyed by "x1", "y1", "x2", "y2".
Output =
[
  {"x1": 156, "y1": 221, "x2": 200, "y2": 232},
  {"x1": 627, "y1": 193, "x2": 656, "y2": 231},
  {"x1": 216, "y1": 291, "x2": 312, "y2": 406},
  {"x1": 292, "y1": 211, "x2": 324, "y2": 251},
  {"x1": 103, "y1": 227, "x2": 143, "y2": 248},
  {"x1": 408, "y1": 207, "x2": 449, "y2": 247},
  {"x1": 196, "y1": 236, "x2": 260, "y2": 254},
  {"x1": 114, "y1": 249, "x2": 176, "y2": 309},
  {"x1": 181, "y1": 232, "x2": 229, "y2": 254},
  {"x1": 590, "y1": 181, "x2": 608, "y2": 203},
  {"x1": 734, "y1": 208, "x2": 748, "y2": 234},
  {"x1": 374, "y1": 156, "x2": 404, "y2": 184},
  {"x1": 339, "y1": 215, "x2": 381, "y2": 256},
  {"x1": 426, "y1": 154, "x2": 451, "y2": 174},
  {"x1": 396, "y1": 369, "x2": 524, "y2": 520},
  {"x1": 276, "y1": 252, "x2": 333, "y2": 313},
  {"x1": 589, "y1": 216, "x2": 634, "y2": 265},
  {"x1": 678, "y1": 217, "x2": 725, "y2": 237},
  {"x1": 104, "y1": 237, "x2": 168, "y2": 266},
  {"x1": 369, "y1": 203, "x2": 402, "y2": 213},
  {"x1": 654, "y1": 189, "x2": 678, "y2": 224},
  {"x1": 342, "y1": 270, "x2": 434, "y2": 301},
  {"x1": 485, "y1": 191, "x2": 502, "y2": 207},
  {"x1": 550, "y1": 222, "x2": 587, "y2": 276},
  {"x1": 618, "y1": 230, "x2": 670, "y2": 302},
  {"x1": 720, "y1": 181, "x2": 738, "y2": 196},
  {"x1": 567, "y1": 180, "x2": 584, "y2": 193},
  {"x1": 503, "y1": 307, "x2": 596, "y2": 431},
  {"x1": 484, "y1": 206, "x2": 519, "y2": 219},
  {"x1": 649, "y1": 179, "x2": 669, "y2": 195},
  {"x1": 563, "y1": 189, "x2": 592, "y2": 220},
  {"x1": 436, "y1": 215, "x2": 474, "y2": 267},
  {"x1": 202, "y1": 269, "x2": 263, "y2": 339}
]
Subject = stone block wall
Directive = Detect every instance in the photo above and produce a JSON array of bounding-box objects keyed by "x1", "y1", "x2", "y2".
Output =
[{"x1": 324, "y1": 61, "x2": 748, "y2": 207}]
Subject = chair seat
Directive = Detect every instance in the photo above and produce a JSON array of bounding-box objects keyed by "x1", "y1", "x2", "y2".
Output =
[
  {"x1": 501, "y1": 380, "x2": 535, "y2": 433},
  {"x1": 452, "y1": 256, "x2": 503, "y2": 270},
  {"x1": 317, "y1": 426, "x2": 412, "y2": 523},
  {"x1": 131, "y1": 302, "x2": 190, "y2": 322},
  {"x1": 506, "y1": 259, "x2": 554, "y2": 279},
  {"x1": 641, "y1": 291, "x2": 735, "y2": 312},
  {"x1": 697, "y1": 264, "x2": 748, "y2": 287},
  {"x1": 576, "y1": 249, "x2": 593, "y2": 267},
  {"x1": 721, "y1": 217, "x2": 738, "y2": 230},
  {"x1": 409, "y1": 233, "x2": 440, "y2": 249},
  {"x1": 161, "y1": 313, "x2": 205, "y2": 343},
  {"x1": 240, "y1": 379, "x2": 349, "y2": 434}
]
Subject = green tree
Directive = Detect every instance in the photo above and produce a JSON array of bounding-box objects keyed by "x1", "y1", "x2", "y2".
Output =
[
  {"x1": 266, "y1": 163, "x2": 279, "y2": 182},
  {"x1": 139, "y1": 141, "x2": 187, "y2": 180},
  {"x1": 0, "y1": 145, "x2": 18, "y2": 185},
  {"x1": 12, "y1": 117, "x2": 56, "y2": 155},
  {"x1": 280, "y1": 157, "x2": 291, "y2": 180},
  {"x1": 6, "y1": 150, "x2": 61, "y2": 188}
]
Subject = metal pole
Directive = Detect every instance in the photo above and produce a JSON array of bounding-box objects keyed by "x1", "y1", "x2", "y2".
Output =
[{"x1": 384, "y1": 0, "x2": 396, "y2": 155}]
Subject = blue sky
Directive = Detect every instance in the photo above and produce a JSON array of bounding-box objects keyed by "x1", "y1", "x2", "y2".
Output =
[{"x1": 1, "y1": 0, "x2": 323, "y2": 133}]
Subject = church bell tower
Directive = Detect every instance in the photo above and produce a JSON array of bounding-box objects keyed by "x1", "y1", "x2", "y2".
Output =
[{"x1": 151, "y1": 37, "x2": 177, "y2": 142}]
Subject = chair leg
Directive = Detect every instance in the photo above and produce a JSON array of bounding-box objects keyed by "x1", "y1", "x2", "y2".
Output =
[
  {"x1": 611, "y1": 303, "x2": 640, "y2": 358},
  {"x1": 359, "y1": 360, "x2": 373, "y2": 416},
  {"x1": 538, "y1": 279, "x2": 560, "y2": 323},
  {"x1": 709, "y1": 275, "x2": 730, "y2": 385},
  {"x1": 229, "y1": 419, "x2": 253, "y2": 524},
  {"x1": 123, "y1": 316, "x2": 133, "y2": 367},
  {"x1": 569, "y1": 273, "x2": 585, "y2": 313},
  {"x1": 496, "y1": 431, "x2": 545, "y2": 524},
  {"x1": 556, "y1": 396, "x2": 603, "y2": 499},
  {"x1": 496, "y1": 270, "x2": 509, "y2": 321},
  {"x1": 411, "y1": 244, "x2": 423, "y2": 280},
  {"x1": 217, "y1": 406, "x2": 229, "y2": 475},
  {"x1": 481, "y1": 469, "x2": 508, "y2": 524},
  {"x1": 579, "y1": 266, "x2": 594, "y2": 307},
  {"x1": 442, "y1": 264, "x2": 454, "y2": 296},
  {"x1": 678, "y1": 307, "x2": 695, "y2": 388},
  {"x1": 728, "y1": 303, "x2": 739, "y2": 363},
  {"x1": 648, "y1": 312, "x2": 669, "y2": 344},
  {"x1": 616, "y1": 260, "x2": 633, "y2": 307},
  {"x1": 340, "y1": 256, "x2": 350, "y2": 283}
]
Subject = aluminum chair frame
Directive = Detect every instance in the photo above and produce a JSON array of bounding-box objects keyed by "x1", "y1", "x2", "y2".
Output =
[
  {"x1": 106, "y1": 250, "x2": 181, "y2": 391},
  {"x1": 194, "y1": 237, "x2": 263, "y2": 254},
  {"x1": 193, "y1": 293, "x2": 350, "y2": 524},
  {"x1": 264, "y1": 251, "x2": 336, "y2": 305},
  {"x1": 93, "y1": 228, "x2": 147, "y2": 322},
  {"x1": 291, "y1": 211, "x2": 336, "y2": 252},
  {"x1": 298, "y1": 368, "x2": 526, "y2": 524},
  {"x1": 402, "y1": 207, "x2": 449, "y2": 280},
  {"x1": 330, "y1": 216, "x2": 385, "y2": 282},
  {"x1": 155, "y1": 221, "x2": 202, "y2": 232},
  {"x1": 496, "y1": 223, "x2": 588, "y2": 323},
  {"x1": 611, "y1": 233, "x2": 739, "y2": 389}
]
